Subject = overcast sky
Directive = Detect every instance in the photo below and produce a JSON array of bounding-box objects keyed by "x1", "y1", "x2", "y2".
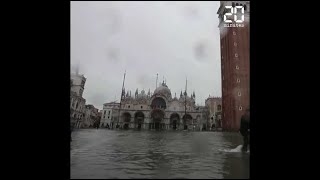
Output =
[{"x1": 71, "y1": 1, "x2": 221, "y2": 110}]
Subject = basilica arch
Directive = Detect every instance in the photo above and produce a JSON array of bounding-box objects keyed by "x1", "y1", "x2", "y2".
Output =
[
  {"x1": 170, "y1": 113, "x2": 180, "y2": 130},
  {"x1": 134, "y1": 111, "x2": 145, "y2": 129},
  {"x1": 122, "y1": 112, "x2": 131, "y2": 130},
  {"x1": 182, "y1": 114, "x2": 193, "y2": 130},
  {"x1": 151, "y1": 97, "x2": 167, "y2": 110},
  {"x1": 150, "y1": 109, "x2": 165, "y2": 130}
]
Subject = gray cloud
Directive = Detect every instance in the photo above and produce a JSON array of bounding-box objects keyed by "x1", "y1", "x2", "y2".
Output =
[{"x1": 71, "y1": 1, "x2": 221, "y2": 109}]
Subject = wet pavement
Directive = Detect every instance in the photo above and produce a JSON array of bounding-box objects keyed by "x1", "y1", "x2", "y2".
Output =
[{"x1": 71, "y1": 129, "x2": 249, "y2": 179}]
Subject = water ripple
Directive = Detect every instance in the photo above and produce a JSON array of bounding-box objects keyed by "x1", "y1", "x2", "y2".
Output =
[{"x1": 71, "y1": 129, "x2": 249, "y2": 179}]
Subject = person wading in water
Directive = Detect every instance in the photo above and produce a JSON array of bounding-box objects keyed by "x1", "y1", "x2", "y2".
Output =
[{"x1": 240, "y1": 108, "x2": 250, "y2": 152}]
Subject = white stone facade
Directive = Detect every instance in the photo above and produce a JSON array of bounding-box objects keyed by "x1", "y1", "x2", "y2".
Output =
[
  {"x1": 100, "y1": 102, "x2": 120, "y2": 128},
  {"x1": 205, "y1": 96, "x2": 222, "y2": 129},
  {"x1": 70, "y1": 73, "x2": 87, "y2": 129},
  {"x1": 83, "y1": 104, "x2": 99, "y2": 128},
  {"x1": 71, "y1": 73, "x2": 86, "y2": 97},
  {"x1": 70, "y1": 92, "x2": 86, "y2": 129}
]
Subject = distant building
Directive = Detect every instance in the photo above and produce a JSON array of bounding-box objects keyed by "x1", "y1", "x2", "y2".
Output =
[
  {"x1": 205, "y1": 96, "x2": 222, "y2": 129},
  {"x1": 70, "y1": 71, "x2": 87, "y2": 129},
  {"x1": 96, "y1": 110, "x2": 102, "y2": 127},
  {"x1": 100, "y1": 102, "x2": 120, "y2": 128},
  {"x1": 217, "y1": 1, "x2": 250, "y2": 131},
  {"x1": 70, "y1": 91, "x2": 86, "y2": 129},
  {"x1": 196, "y1": 105, "x2": 210, "y2": 131},
  {"x1": 71, "y1": 72, "x2": 86, "y2": 97},
  {"x1": 83, "y1": 104, "x2": 99, "y2": 128}
]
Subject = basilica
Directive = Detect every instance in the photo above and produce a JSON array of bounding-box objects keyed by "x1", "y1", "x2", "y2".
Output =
[{"x1": 103, "y1": 81, "x2": 209, "y2": 130}]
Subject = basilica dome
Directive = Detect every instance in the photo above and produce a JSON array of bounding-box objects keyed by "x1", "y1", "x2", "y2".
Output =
[{"x1": 154, "y1": 82, "x2": 172, "y2": 98}]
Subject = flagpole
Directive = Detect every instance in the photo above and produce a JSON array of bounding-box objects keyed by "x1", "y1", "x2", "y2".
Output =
[
  {"x1": 184, "y1": 77, "x2": 187, "y2": 130},
  {"x1": 156, "y1": 73, "x2": 158, "y2": 89},
  {"x1": 118, "y1": 70, "x2": 126, "y2": 127}
]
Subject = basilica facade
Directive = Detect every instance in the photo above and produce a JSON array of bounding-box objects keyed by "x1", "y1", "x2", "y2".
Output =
[{"x1": 105, "y1": 81, "x2": 209, "y2": 130}]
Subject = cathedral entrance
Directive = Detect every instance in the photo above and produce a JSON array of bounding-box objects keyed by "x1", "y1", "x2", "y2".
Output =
[
  {"x1": 183, "y1": 114, "x2": 192, "y2": 130},
  {"x1": 173, "y1": 121, "x2": 177, "y2": 130},
  {"x1": 170, "y1": 113, "x2": 180, "y2": 130},
  {"x1": 122, "y1": 112, "x2": 131, "y2": 130},
  {"x1": 134, "y1": 111, "x2": 145, "y2": 130},
  {"x1": 151, "y1": 109, "x2": 165, "y2": 130},
  {"x1": 155, "y1": 122, "x2": 160, "y2": 130}
]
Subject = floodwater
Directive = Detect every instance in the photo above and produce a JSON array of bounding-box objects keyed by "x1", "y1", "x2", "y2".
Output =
[{"x1": 71, "y1": 129, "x2": 249, "y2": 179}]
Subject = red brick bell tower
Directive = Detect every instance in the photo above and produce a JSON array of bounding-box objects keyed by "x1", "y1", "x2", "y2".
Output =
[{"x1": 217, "y1": 1, "x2": 250, "y2": 131}]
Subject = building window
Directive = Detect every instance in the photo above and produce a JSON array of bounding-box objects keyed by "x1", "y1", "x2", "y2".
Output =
[
  {"x1": 232, "y1": 2, "x2": 235, "y2": 7},
  {"x1": 217, "y1": 105, "x2": 222, "y2": 111},
  {"x1": 104, "y1": 111, "x2": 106, "y2": 115},
  {"x1": 108, "y1": 111, "x2": 110, "y2": 115},
  {"x1": 244, "y1": 5, "x2": 247, "y2": 11},
  {"x1": 239, "y1": 106, "x2": 243, "y2": 111},
  {"x1": 237, "y1": 78, "x2": 240, "y2": 83},
  {"x1": 233, "y1": 31, "x2": 236, "y2": 35},
  {"x1": 238, "y1": 92, "x2": 241, "y2": 96},
  {"x1": 234, "y1": 42, "x2": 237, "y2": 46},
  {"x1": 236, "y1": 65, "x2": 239, "y2": 70},
  {"x1": 128, "y1": 105, "x2": 130, "y2": 108},
  {"x1": 141, "y1": 106, "x2": 143, "y2": 109},
  {"x1": 103, "y1": 115, "x2": 105, "y2": 119},
  {"x1": 108, "y1": 116, "x2": 110, "y2": 119},
  {"x1": 235, "y1": 53, "x2": 238, "y2": 57}
]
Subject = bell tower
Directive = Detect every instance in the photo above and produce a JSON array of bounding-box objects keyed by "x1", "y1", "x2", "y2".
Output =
[{"x1": 217, "y1": 1, "x2": 250, "y2": 131}]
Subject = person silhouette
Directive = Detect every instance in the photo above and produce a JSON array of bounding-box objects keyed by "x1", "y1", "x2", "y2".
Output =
[{"x1": 240, "y1": 108, "x2": 250, "y2": 152}]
